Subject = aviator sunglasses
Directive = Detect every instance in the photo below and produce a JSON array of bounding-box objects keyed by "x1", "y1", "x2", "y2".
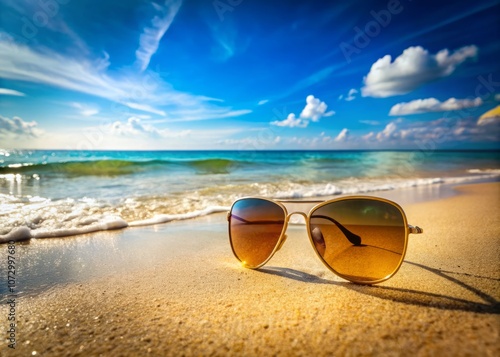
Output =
[{"x1": 227, "y1": 196, "x2": 423, "y2": 284}]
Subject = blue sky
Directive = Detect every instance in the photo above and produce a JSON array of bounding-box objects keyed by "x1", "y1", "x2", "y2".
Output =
[{"x1": 0, "y1": 0, "x2": 499, "y2": 150}]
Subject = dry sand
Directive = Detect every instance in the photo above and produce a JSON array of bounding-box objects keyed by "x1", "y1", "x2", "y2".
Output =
[{"x1": 1, "y1": 183, "x2": 499, "y2": 356}]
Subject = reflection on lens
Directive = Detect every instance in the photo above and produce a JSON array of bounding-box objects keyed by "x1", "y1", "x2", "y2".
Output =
[
  {"x1": 308, "y1": 198, "x2": 407, "y2": 283},
  {"x1": 229, "y1": 198, "x2": 286, "y2": 268}
]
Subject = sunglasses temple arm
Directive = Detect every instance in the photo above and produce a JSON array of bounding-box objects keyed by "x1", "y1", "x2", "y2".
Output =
[
  {"x1": 229, "y1": 213, "x2": 362, "y2": 246},
  {"x1": 408, "y1": 225, "x2": 423, "y2": 234},
  {"x1": 310, "y1": 215, "x2": 362, "y2": 246}
]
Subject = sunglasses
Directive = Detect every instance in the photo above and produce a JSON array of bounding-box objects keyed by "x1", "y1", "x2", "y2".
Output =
[{"x1": 227, "y1": 196, "x2": 423, "y2": 284}]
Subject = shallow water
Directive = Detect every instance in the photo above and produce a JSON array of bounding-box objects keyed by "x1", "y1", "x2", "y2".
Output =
[{"x1": 0, "y1": 149, "x2": 498, "y2": 240}]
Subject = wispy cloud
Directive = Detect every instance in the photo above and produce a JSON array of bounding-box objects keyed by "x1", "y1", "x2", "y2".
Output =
[
  {"x1": 135, "y1": 0, "x2": 183, "y2": 72},
  {"x1": 72, "y1": 102, "x2": 100, "y2": 117},
  {"x1": 0, "y1": 88, "x2": 25, "y2": 96},
  {"x1": 124, "y1": 102, "x2": 166, "y2": 116},
  {"x1": 158, "y1": 108, "x2": 251, "y2": 123},
  {"x1": 258, "y1": 99, "x2": 269, "y2": 105},
  {"x1": 110, "y1": 117, "x2": 190, "y2": 138},
  {"x1": 359, "y1": 120, "x2": 380, "y2": 126},
  {"x1": 217, "y1": 136, "x2": 281, "y2": 148},
  {"x1": 390, "y1": 97, "x2": 483, "y2": 116},
  {"x1": 339, "y1": 88, "x2": 358, "y2": 101},
  {"x1": 362, "y1": 45, "x2": 478, "y2": 97},
  {"x1": 207, "y1": 15, "x2": 250, "y2": 62},
  {"x1": 0, "y1": 33, "x2": 250, "y2": 122}
]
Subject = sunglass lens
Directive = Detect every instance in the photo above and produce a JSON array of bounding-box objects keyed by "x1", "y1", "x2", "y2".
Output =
[
  {"x1": 309, "y1": 199, "x2": 407, "y2": 283},
  {"x1": 229, "y1": 198, "x2": 286, "y2": 268}
]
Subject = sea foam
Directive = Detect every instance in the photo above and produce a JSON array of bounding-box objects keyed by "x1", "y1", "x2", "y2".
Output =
[{"x1": 1, "y1": 170, "x2": 498, "y2": 243}]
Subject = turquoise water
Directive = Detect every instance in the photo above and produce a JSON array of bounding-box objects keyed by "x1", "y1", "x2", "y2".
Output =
[{"x1": 1, "y1": 149, "x2": 499, "y2": 240}]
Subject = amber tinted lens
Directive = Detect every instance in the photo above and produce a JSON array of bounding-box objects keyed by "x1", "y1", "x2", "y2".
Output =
[
  {"x1": 229, "y1": 198, "x2": 286, "y2": 267},
  {"x1": 309, "y1": 199, "x2": 407, "y2": 283}
]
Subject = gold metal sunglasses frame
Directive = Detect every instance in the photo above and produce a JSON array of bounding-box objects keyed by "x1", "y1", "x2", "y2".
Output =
[{"x1": 227, "y1": 196, "x2": 423, "y2": 284}]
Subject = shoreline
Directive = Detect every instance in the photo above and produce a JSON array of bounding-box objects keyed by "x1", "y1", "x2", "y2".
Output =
[
  {"x1": 2, "y1": 176, "x2": 498, "y2": 244},
  {"x1": 0, "y1": 182, "x2": 499, "y2": 355}
]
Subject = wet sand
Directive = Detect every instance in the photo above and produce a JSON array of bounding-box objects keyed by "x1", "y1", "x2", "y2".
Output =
[{"x1": 1, "y1": 183, "x2": 499, "y2": 356}]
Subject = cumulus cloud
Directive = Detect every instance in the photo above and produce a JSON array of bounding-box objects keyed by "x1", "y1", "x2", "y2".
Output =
[
  {"x1": 376, "y1": 122, "x2": 399, "y2": 141},
  {"x1": 389, "y1": 97, "x2": 483, "y2": 116},
  {"x1": 271, "y1": 95, "x2": 334, "y2": 128},
  {"x1": 135, "y1": 0, "x2": 183, "y2": 72},
  {"x1": 362, "y1": 45, "x2": 478, "y2": 98},
  {"x1": 270, "y1": 113, "x2": 308, "y2": 128},
  {"x1": 0, "y1": 88, "x2": 25, "y2": 96},
  {"x1": 300, "y1": 95, "x2": 335, "y2": 121},
  {"x1": 0, "y1": 115, "x2": 42, "y2": 137}
]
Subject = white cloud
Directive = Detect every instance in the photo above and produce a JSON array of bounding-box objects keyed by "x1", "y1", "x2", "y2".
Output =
[
  {"x1": 389, "y1": 97, "x2": 483, "y2": 116},
  {"x1": 362, "y1": 45, "x2": 478, "y2": 98},
  {"x1": 362, "y1": 132, "x2": 375, "y2": 141},
  {"x1": 344, "y1": 89, "x2": 358, "y2": 101},
  {"x1": 124, "y1": 102, "x2": 166, "y2": 116},
  {"x1": 135, "y1": 0, "x2": 183, "y2": 72},
  {"x1": 271, "y1": 113, "x2": 308, "y2": 128},
  {"x1": 0, "y1": 115, "x2": 42, "y2": 137},
  {"x1": 376, "y1": 122, "x2": 398, "y2": 141},
  {"x1": 271, "y1": 95, "x2": 334, "y2": 128},
  {"x1": 334, "y1": 128, "x2": 349, "y2": 142},
  {"x1": 110, "y1": 117, "x2": 190, "y2": 138},
  {"x1": 364, "y1": 116, "x2": 499, "y2": 145},
  {"x1": 217, "y1": 135, "x2": 281, "y2": 148},
  {"x1": 0, "y1": 33, "x2": 250, "y2": 122},
  {"x1": 72, "y1": 102, "x2": 100, "y2": 117},
  {"x1": 359, "y1": 120, "x2": 380, "y2": 126},
  {"x1": 258, "y1": 99, "x2": 269, "y2": 105},
  {"x1": 160, "y1": 107, "x2": 251, "y2": 122},
  {"x1": 300, "y1": 95, "x2": 335, "y2": 121},
  {"x1": 0, "y1": 88, "x2": 25, "y2": 96}
]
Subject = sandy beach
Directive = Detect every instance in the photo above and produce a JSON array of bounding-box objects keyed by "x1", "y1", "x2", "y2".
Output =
[{"x1": 1, "y1": 182, "x2": 499, "y2": 356}]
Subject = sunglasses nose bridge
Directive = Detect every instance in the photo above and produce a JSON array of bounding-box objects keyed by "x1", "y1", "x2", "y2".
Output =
[{"x1": 286, "y1": 211, "x2": 308, "y2": 224}]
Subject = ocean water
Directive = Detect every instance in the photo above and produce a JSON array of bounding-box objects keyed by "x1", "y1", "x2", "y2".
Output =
[{"x1": 1, "y1": 149, "x2": 499, "y2": 242}]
